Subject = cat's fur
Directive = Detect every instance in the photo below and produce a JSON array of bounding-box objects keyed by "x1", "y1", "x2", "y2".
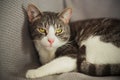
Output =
[
  {"x1": 26, "y1": 4, "x2": 120, "y2": 78},
  {"x1": 70, "y1": 19, "x2": 120, "y2": 76}
]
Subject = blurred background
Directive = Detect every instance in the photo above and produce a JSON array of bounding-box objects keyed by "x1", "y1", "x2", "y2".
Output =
[{"x1": 23, "y1": 0, "x2": 120, "y2": 21}]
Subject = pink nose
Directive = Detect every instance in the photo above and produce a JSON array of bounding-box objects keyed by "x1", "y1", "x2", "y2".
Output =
[{"x1": 48, "y1": 39, "x2": 54, "y2": 44}]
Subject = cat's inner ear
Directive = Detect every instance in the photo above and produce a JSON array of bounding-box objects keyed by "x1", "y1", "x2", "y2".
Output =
[
  {"x1": 27, "y1": 4, "x2": 42, "y2": 22},
  {"x1": 58, "y1": 8, "x2": 72, "y2": 24}
]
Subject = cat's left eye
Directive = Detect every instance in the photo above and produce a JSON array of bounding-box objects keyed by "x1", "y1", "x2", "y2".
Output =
[{"x1": 56, "y1": 29, "x2": 62, "y2": 34}]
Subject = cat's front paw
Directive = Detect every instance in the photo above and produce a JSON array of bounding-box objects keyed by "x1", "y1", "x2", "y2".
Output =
[{"x1": 26, "y1": 69, "x2": 42, "y2": 78}]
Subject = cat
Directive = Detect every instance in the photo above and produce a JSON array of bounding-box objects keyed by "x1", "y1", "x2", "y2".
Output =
[{"x1": 26, "y1": 4, "x2": 120, "y2": 78}]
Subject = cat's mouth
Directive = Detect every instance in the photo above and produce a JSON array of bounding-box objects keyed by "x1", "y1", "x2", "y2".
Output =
[
  {"x1": 44, "y1": 45, "x2": 56, "y2": 51},
  {"x1": 45, "y1": 44, "x2": 54, "y2": 48},
  {"x1": 40, "y1": 42, "x2": 54, "y2": 48},
  {"x1": 46, "y1": 45, "x2": 52, "y2": 48}
]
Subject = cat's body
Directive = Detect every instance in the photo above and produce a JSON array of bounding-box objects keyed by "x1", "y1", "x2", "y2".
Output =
[
  {"x1": 26, "y1": 4, "x2": 120, "y2": 78},
  {"x1": 70, "y1": 18, "x2": 120, "y2": 76}
]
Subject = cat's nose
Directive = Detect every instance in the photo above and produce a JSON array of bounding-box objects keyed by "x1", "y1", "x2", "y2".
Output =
[{"x1": 48, "y1": 38, "x2": 54, "y2": 44}]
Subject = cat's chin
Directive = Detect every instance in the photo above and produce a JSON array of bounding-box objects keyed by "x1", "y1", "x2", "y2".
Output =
[{"x1": 45, "y1": 47, "x2": 56, "y2": 51}]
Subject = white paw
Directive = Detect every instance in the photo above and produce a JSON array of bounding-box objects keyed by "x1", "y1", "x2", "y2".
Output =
[{"x1": 26, "y1": 69, "x2": 43, "y2": 78}]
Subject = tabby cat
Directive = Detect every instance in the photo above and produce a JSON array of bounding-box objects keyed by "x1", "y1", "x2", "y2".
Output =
[{"x1": 26, "y1": 4, "x2": 120, "y2": 78}]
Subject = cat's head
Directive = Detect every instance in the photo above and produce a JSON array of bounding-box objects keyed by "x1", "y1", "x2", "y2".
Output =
[{"x1": 27, "y1": 4, "x2": 72, "y2": 51}]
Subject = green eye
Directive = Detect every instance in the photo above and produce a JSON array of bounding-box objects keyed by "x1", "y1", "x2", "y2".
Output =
[
  {"x1": 56, "y1": 29, "x2": 62, "y2": 34},
  {"x1": 39, "y1": 28, "x2": 46, "y2": 33}
]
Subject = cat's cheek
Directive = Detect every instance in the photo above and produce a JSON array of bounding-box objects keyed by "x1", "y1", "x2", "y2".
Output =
[
  {"x1": 53, "y1": 38, "x2": 67, "y2": 48},
  {"x1": 40, "y1": 37, "x2": 50, "y2": 47}
]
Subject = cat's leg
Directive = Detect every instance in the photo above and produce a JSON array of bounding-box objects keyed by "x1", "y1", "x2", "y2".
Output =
[
  {"x1": 78, "y1": 60, "x2": 120, "y2": 76},
  {"x1": 77, "y1": 46, "x2": 120, "y2": 76},
  {"x1": 26, "y1": 56, "x2": 76, "y2": 78},
  {"x1": 77, "y1": 45, "x2": 86, "y2": 72}
]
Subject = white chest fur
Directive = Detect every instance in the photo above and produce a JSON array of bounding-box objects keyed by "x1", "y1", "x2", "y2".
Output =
[
  {"x1": 81, "y1": 36, "x2": 120, "y2": 64},
  {"x1": 34, "y1": 40, "x2": 56, "y2": 64}
]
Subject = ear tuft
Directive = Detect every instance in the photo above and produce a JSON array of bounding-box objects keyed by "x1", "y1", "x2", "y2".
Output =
[
  {"x1": 27, "y1": 4, "x2": 41, "y2": 22},
  {"x1": 58, "y1": 8, "x2": 72, "y2": 24}
]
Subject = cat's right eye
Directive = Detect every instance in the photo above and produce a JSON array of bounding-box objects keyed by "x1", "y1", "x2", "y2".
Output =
[{"x1": 38, "y1": 28, "x2": 46, "y2": 33}]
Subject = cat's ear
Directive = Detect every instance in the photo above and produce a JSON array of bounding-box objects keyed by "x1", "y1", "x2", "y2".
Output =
[
  {"x1": 58, "y1": 8, "x2": 72, "y2": 24},
  {"x1": 27, "y1": 4, "x2": 42, "y2": 22}
]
